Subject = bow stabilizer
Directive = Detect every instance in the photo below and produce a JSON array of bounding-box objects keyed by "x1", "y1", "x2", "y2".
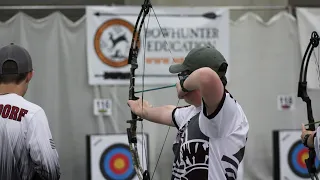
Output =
[
  {"x1": 126, "y1": 0, "x2": 152, "y2": 180},
  {"x1": 298, "y1": 31, "x2": 320, "y2": 180}
]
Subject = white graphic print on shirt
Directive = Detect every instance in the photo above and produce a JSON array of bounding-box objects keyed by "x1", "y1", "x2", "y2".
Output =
[
  {"x1": 171, "y1": 92, "x2": 249, "y2": 180},
  {"x1": 172, "y1": 112, "x2": 210, "y2": 180}
]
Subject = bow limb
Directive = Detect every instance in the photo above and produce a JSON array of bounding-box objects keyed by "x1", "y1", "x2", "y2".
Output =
[
  {"x1": 127, "y1": 0, "x2": 152, "y2": 180},
  {"x1": 298, "y1": 31, "x2": 320, "y2": 180}
]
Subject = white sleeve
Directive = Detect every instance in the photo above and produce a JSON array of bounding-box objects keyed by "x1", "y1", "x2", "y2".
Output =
[
  {"x1": 199, "y1": 92, "x2": 248, "y2": 138},
  {"x1": 315, "y1": 127, "x2": 320, "y2": 160},
  {"x1": 26, "y1": 109, "x2": 61, "y2": 180},
  {"x1": 172, "y1": 105, "x2": 195, "y2": 129}
]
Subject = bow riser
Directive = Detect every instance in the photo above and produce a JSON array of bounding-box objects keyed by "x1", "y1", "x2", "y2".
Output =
[{"x1": 298, "y1": 31, "x2": 320, "y2": 180}]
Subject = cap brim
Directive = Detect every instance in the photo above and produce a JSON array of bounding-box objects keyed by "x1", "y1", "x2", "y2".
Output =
[{"x1": 169, "y1": 64, "x2": 188, "y2": 73}]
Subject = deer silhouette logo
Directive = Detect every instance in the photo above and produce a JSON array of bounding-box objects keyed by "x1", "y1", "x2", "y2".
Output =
[
  {"x1": 108, "y1": 32, "x2": 128, "y2": 50},
  {"x1": 94, "y1": 19, "x2": 139, "y2": 67},
  {"x1": 111, "y1": 49, "x2": 125, "y2": 59}
]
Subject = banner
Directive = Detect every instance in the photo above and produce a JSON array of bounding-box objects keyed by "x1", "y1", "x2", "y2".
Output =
[
  {"x1": 86, "y1": 6, "x2": 230, "y2": 85},
  {"x1": 296, "y1": 8, "x2": 320, "y2": 89},
  {"x1": 87, "y1": 133, "x2": 149, "y2": 180},
  {"x1": 273, "y1": 130, "x2": 320, "y2": 180}
]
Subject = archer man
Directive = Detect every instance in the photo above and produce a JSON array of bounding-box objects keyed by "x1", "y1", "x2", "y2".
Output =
[{"x1": 128, "y1": 46, "x2": 249, "y2": 180}]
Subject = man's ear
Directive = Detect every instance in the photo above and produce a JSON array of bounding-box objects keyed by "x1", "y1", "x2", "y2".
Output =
[{"x1": 26, "y1": 71, "x2": 34, "y2": 83}]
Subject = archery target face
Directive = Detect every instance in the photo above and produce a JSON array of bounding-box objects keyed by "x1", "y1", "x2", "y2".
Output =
[
  {"x1": 288, "y1": 140, "x2": 320, "y2": 178},
  {"x1": 99, "y1": 143, "x2": 135, "y2": 179},
  {"x1": 278, "y1": 130, "x2": 320, "y2": 179},
  {"x1": 88, "y1": 134, "x2": 148, "y2": 180}
]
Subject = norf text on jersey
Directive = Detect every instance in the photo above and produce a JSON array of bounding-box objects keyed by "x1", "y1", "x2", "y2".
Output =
[{"x1": 0, "y1": 104, "x2": 28, "y2": 121}]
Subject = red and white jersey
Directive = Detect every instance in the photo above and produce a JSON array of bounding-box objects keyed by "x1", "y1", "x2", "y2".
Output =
[
  {"x1": 0, "y1": 93, "x2": 60, "y2": 180},
  {"x1": 171, "y1": 91, "x2": 249, "y2": 180}
]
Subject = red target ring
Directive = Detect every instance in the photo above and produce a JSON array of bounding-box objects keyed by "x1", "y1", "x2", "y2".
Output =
[
  {"x1": 297, "y1": 148, "x2": 308, "y2": 168},
  {"x1": 109, "y1": 153, "x2": 130, "y2": 174}
]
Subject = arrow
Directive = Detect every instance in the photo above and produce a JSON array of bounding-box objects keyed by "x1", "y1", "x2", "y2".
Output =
[
  {"x1": 94, "y1": 12, "x2": 220, "y2": 19},
  {"x1": 134, "y1": 84, "x2": 176, "y2": 94},
  {"x1": 305, "y1": 120, "x2": 320, "y2": 127},
  {"x1": 94, "y1": 72, "x2": 176, "y2": 79}
]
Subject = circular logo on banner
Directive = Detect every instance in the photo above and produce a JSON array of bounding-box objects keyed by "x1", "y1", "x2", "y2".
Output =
[
  {"x1": 288, "y1": 140, "x2": 320, "y2": 178},
  {"x1": 99, "y1": 143, "x2": 135, "y2": 180},
  {"x1": 94, "y1": 19, "x2": 139, "y2": 68}
]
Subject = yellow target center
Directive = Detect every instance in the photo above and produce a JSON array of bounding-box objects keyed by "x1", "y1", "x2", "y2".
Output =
[
  {"x1": 114, "y1": 158, "x2": 125, "y2": 169},
  {"x1": 301, "y1": 153, "x2": 308, "y2": 163}
]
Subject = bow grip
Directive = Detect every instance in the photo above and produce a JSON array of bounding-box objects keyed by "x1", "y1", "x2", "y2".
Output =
[
  {"x1": 127, "y1": 128, "x2": 137, "y2": 143},
  {"x1": 305, "y1": 149, "x2": 318, "y2": 175}
]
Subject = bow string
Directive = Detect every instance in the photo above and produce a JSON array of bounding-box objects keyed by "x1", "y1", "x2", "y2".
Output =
[{"x1": 298, "y1": 31, "x2": 320, "y2": 180}]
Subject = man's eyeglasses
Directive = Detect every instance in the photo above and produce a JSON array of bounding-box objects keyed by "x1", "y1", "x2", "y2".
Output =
[{"x1": 178, "y1": 70, "x2": 191, "y2": 81}]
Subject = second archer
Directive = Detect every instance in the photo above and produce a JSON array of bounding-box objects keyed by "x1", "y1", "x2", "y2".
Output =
[{"x1": 128, "y1": 46, "x2": 249, "y2": 180}]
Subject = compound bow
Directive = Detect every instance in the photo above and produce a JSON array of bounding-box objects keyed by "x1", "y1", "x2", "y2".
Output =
[
  {"x1": 298, "y1": 31, "x2": 320, "y2": 180},
  {"x1": 125, "y1": 2, "x2": 219, "y2": 179},
  {"x1": 126, "y1": 0, "x2": 152, "y2": 180}
]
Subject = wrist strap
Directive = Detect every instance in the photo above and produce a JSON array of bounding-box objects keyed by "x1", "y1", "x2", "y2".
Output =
[
  {"x1": 303, "y1": 134, "x2": 311, "y2": 147},
  {"x1": 180, "y1": 79, "x2": 190, "y2": 92}
]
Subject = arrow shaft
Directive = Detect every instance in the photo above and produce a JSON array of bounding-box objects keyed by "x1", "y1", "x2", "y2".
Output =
[
  {"x1": 305, "y1": 120, "x2": 320, "y2": 127},
  {"x1": 135, "y1": 84, "x2": 176, "y2": 93},
  {"x1": 95, "y1": 12, "x2": 219, "y2": 19}
]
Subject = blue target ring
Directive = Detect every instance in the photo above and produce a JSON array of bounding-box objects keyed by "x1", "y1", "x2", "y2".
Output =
[
  {"x1": 288, "y1": 140, "x2": 320, "y2": 178},
  {"x1": 99, "y1": 143, "x2": 135, "y2": 180}
]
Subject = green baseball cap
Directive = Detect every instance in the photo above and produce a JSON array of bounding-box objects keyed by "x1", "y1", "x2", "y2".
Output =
[{"x1": 169, "y1": 46, "x2": 227, "y2": 77}]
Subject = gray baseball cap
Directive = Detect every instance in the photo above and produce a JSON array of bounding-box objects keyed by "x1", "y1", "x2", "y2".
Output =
[
  {"x1": 0, "y1": 43, "x2": 33, "y2": 75},
  {"x1": 169, "y1": 46, "x2": 227, "y2": 77}
]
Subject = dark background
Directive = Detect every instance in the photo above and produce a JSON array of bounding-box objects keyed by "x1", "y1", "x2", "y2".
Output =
[
  {"x1": 1, "y1": 0, "x2": 320, "y2": 22},
  {"x1": 288, "y1": 0, "x2": 320, "y2": 16},
  {"x1": 0, "y1": 0, "x2": 124, "y2": 22}
]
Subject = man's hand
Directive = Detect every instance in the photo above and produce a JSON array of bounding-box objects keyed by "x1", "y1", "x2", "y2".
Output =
[
  {"x1": 301, "y1": 123, "x2": 315, "y2": 148},
  {"x1": 127, "y1": 98, "x2": 152, "y2": 118},
  {"x1": 176, "y1": 81, "x2": 188, "y2": 99}
]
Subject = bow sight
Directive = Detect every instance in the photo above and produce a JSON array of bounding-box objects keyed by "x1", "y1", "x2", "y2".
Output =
[{"x1": 298, "y1": 31, "x2": 320, "y2": 180}]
